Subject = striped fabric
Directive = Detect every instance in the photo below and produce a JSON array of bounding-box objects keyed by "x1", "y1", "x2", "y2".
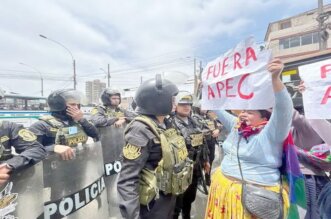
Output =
[{"x1": 281, "y1": 133, "x2": 307, "y2": 219}]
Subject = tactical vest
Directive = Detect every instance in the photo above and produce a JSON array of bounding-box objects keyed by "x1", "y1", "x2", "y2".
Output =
[
  {"x1": 192, "y1": 114, "x2": 217, "y2": 142},
  {"x1": 0, "y1": 143, "x2": 11, "y2": 161},
  {"x1": 40, "y1": 115, "x2": 88, "y2": 147},
  {"x1": 128, "y1": 116, "x2": 193, "y2": 205},
  {"x1": 0, "y1": 122, "x2": 14, "y2": 161},
  {"x1": 205, "y1": 119, "x2": 216, "y2": 131},
  {"x1": 103, "y1": 106, "x2": 125, "y2": 118},
  {"x1": 174, "y1": 116, "x2": 205, "y2": 148}
]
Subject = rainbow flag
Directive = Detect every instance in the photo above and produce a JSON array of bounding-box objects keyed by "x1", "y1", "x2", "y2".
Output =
[{"x1": 281, "y1": 133, "x2": 307, "y2": 219}]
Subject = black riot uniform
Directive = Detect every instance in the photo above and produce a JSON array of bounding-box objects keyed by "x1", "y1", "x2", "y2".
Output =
[
  {"x1": 29, "y1": 89, "x2": 99, "y2": 152},
  {"x1": 172, "y1": 92, "x2": 209, "y2": 219},
  {"x1": 0, "y1": 120, "x2": 46, "y2": 170},
  {"x1": 117, "y1": 75, "x2": 193, "y2": 219},
  {"x1": 192, "y1": 104, "x2": 222, "y2": 185},
  {"x1": 90, "y1": 89, "x2": 136, "y2": 127}
]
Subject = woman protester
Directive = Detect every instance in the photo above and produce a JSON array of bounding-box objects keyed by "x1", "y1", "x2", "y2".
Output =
[
  {"x1": 205, "y1": 58, "x2": 303, "y2": 219},
  {"x1": 295, "y1": 81, "x2": 331, "y2": 219}
]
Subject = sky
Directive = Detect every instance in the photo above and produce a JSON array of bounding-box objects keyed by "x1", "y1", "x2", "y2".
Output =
[{"x1": 0, "y1": 0, "x2": 330, "y2": 97}]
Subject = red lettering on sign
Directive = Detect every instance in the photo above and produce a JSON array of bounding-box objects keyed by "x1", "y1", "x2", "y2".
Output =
[
  {"x1": 238, "y1": 74, "x2": 254, "y2": 99},
  {"x1": 321, "y1": 64, "x2": 331, "y2": 79},
  {"x1": 216, "y1": 81, "x2": 224, "y2": 98},
  {"x1": 222, "y1": 57, "x2": 229, "y2": 76},
  {"x1": 321, "y1": 86, "x2": 331, "y2": 104},
  {"x1": 205, "y1": 46, "x2": 258, "y2": 80},
  {"x1": 245, "y1": 47, "x2": 257, "y2": 66},
  {"x1": 206, "y1": 65, "x2": 214, "y2": 80},
  {"x1": 226, "y1": 78, "x2": 236, "y2": 97},
  {"x1": 208, "y1": 85, "x2": 215, "y2": 99},
  {"x1": 214, "y1": 62, "x2": 221, "y2": 78},
  {"x1": 234, "y1": 52, "x2": 242, "y2": 70},
  {"x1": 206, "y1": 74, "x2": 254, "y2": 100}
]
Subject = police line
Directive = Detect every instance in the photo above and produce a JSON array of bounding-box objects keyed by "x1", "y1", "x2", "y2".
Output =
[{"x1": 0, "y1": 141, "x2": 121, "y2": 219}]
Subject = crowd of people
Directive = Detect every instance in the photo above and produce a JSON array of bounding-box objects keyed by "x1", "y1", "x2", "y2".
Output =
[{"x1": 0, "y1": 58, "x2": 330, "y2": 219}]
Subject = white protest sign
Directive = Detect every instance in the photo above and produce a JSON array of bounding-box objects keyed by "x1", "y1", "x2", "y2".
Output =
[
  {"x1": 299, "y1": 59, "x2": 331, "y2": 119},
  {"x1": 201, "y1": 37, "x2": 274, "y2": 110}
]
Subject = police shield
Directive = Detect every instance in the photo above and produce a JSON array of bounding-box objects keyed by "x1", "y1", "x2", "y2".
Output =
[
  {"x1": 0, "y1": 162, "x2": 43, "y2": 218},
  {"x1": 41, "y1": 142, "x2": 109, "y2": 219},
  {"x1": 98, "y1": 126, "x2": 125, "y2": 218}
]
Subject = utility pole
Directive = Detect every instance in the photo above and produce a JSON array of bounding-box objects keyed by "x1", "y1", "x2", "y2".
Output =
[
  {"x1": 317, "y1": 0, "x2": 329, "y2": 50},
  {"x1": 198, "y1": 60, "x2": 203, "y2": 99},
  {"x1": 40, "y1": 34, "x2": 77, "y2": 90},
  {"x1": 193, "y1": 58, "x2": 197, "y2": 98},
  {"x1": 73, "y1": 60, "x2": 76, "y2": 89},
  {"x1": 107, "y1": 64, "x2": 110, "y2": 87}
]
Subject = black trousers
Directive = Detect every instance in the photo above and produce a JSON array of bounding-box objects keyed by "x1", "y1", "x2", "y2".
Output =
[
  {"x1": 206, "y1": 138, "x2": 216, "y2": 167},
  {"x1": 141, "y1": 193, "x2": 176, "y2": 219},
  {"x1": 304, "y1": 174, "x2": 330, "y2": 219},
  {"x1": 173, "y1": 173, "x2": 198, "y2": 219}
]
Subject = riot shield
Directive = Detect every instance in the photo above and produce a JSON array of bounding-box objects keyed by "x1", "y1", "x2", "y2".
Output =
[
  {"x1": 0, "y1": 162, "x2": 43, "y2": 218},
  {"x1": 98, "y1": 126, "x2": 125, "y2": 218},
  {"x1": 40, "y1": 142, "x2": 109, "y2": 219}
]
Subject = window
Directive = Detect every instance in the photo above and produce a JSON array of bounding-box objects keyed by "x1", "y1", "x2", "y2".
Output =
[
  {"x1": 280, "y1": 20, "x2": 291, "y2": 30},
  {"x1": 0, "y1": 97, "x2": 47, "y2": 110},
  {"x1": 279, "y1": 32, "x2": 319, "y2": 49},
  {"x1": 301, "y1": 33, "x2": 313, "y2": 45},
  {"x1": 279, "y1": 38, "x2": 290, "y2": 49},
  {"x1": 289, "y1": 37, "x2": 300, "y2": 47},
  {"x1": 313, "y1": 32, "x2": 319, "y2": 43}
]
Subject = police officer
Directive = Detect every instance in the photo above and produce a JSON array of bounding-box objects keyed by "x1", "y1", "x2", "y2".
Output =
[
  {"x1": 29, "y1": 89, "x2": 99, "y2": 160},
  {"x1": 172, "y1": 91, "x2": 210, "y2": 219},
  {"x1": 90, "y1": 88, "x2": 136, "y2": 128},
  {"x1": 117, "y1": 75, "x2": 193, "y2": 219},
  {"x1": 0, "y1": 92, "x2": 46, "y2": 186},
  {"x1": 192, "y1": 102, "x2": 222, "y2": 185},
  {"x1": 90, "y1": 90, "x2": 136, "y2": 217}
]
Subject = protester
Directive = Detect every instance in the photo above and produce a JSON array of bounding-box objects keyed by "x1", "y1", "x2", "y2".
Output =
[
  {"x1": 205, "y1": 58, "x2": 294, "y2": 219},
  {"x1": 296, "y1": 81, "x2": 331, "y2": 219}
]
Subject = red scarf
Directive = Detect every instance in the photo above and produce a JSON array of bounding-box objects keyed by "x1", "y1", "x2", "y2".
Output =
[{"x1": 238, "y1": 121, "x2": 268, "y2": 140}]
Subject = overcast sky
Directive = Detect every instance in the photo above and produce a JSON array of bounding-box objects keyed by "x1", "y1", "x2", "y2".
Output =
[{"x1": 0, "y1": 0, "x2": 329, "y2": 96}]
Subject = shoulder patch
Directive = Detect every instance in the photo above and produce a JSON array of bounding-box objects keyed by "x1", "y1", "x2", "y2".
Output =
[
  {"x1": 91, "y1": 108, "x2": 98, "y2": 115},
  {"x1": 18, "y1": 129, "x2": 37, "y2": 142},
  {"x1": 49, "y1": 127, "x2": 58, "y2": 132},
  {"x1": 123, "y1": 143, "x2": 141, "y2": 160},
  {"x1": 0, "y1": 136, "x2": 9, "y2": 143},
  {"x1": 39, "y1": 115, "x2": 54, "y2": 121}
]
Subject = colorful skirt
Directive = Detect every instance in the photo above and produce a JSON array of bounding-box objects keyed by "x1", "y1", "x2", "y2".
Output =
[{"x1": 205, "y1": 169, "x2": 290, "y2": 219}]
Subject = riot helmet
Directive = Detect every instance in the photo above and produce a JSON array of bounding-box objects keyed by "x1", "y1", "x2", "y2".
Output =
[
  {"x1": 101, "y1": 88, "x2": 121, "y2": 106},
  {"x1": 135, "y1": 74, "x2": 179, "y2": 116},
  {"x1": 175, "y1": 91, "x2": 193, "y2": 105},
  {"x1": 174, "y1": 91, "x2": 193, "y2": 117},
  {"x1": 47, "y1": 89, "x2": 82, "y2": 112}
]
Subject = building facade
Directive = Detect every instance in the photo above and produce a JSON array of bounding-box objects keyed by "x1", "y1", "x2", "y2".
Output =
[
  {"x1": 264, "y1": 4, "x2": 331, "y2": 110},
  {"x1": 85, "y1": 79, "x2": 106, "y2": 105},
  {"x1": 265, "y1": 4, "x2": 331, "y2": 68}
]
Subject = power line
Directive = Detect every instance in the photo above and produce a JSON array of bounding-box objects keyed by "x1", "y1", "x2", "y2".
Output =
[{"x1": 0, "y1": 73, "x2": 72, "y2": 81}]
